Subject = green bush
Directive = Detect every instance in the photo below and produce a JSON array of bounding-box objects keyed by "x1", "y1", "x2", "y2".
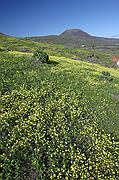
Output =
[
  {"x1": 33, "y1": 48, "x2": 49, "y2": 63},
  {"x1": 100, "y1": 71, "x2": 113, "y2": 81}
]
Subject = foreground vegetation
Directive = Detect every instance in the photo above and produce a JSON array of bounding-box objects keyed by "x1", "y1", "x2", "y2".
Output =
[{"x1": 0, "y1": 34, "x2": 119, "y2": 179}]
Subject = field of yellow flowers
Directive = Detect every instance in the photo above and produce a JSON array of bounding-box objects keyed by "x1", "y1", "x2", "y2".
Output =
[{"x1": 0, "y1": 46, "x2": 119, "y2": 179}]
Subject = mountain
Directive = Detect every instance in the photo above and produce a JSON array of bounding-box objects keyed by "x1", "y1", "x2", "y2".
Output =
[
  {"x1": 0, "y1": 32, "x2": 8, "y2": 36},
  {"x1": 29, "y1": 28, "x2": 119, "y2": 48},
  {"x1": 60, "y1": 29, "x2": 92, "y2": 38},
  {"x1": 0, "y1": 32, "x2": 5, "y2": 35},
  {"x1": 111, "y1": 34, "x2": 119, "y2": 39}
]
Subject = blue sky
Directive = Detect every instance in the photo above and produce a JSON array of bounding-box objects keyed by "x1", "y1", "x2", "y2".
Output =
[{"x1": 0, "y1": 0, "x2": 119, "y2": 37}]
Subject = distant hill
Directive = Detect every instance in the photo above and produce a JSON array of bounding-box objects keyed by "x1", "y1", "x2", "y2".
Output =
[
  {"x1": 0, "y1": 32, "x2": 5, "y2": 35},
  {"x1": 111, "y1": 34, "x2": 119, "y2": 39},
  {"x1": 29, "y1": 28, "x2": 119, "y2": 48},
  {"x1": 0, "y1": 32, "x2": 8, "y2": 36},
  {"x1": 60, "y1": 29, "x2": 92, "y2": 38}
]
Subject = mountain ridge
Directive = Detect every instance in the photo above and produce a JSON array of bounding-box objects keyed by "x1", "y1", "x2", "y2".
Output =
[
  {"x1": 29, "y1": 28, "x2": 119, "y2": 48},
  {"x1": 111, "y1": 34, "x2": 119, "y2": 39}
]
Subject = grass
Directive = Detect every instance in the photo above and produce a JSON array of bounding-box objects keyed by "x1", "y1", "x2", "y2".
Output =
[{"x1": 0, "y1": 34, "x2": 119, "y2": 179}]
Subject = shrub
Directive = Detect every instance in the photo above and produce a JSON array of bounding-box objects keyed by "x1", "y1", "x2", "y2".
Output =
[
  {"x1": 100, "y1": 71, "x2": 113, "y2": 81},
  {"x1": 33, "y1": 48, "x2": 49, "y2": 63},
  {"x1": 0, "y1": 47, "x2": 6, "y2": 51}
]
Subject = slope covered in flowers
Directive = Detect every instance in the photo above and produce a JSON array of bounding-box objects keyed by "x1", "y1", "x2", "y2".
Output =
[{"x1": 0, "y1": 50, "x2": 119, "y2": 179}]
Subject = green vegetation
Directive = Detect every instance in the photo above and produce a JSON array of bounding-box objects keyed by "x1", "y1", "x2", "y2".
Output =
[
  {"x1": 0, "y1": 34, "x2": 119, "y2": 179},
  {"x1": 100, "y1": 71, "x2": 113, "y2": 81},
  {"x1": 33, "y1": 48, "x2": 49, "y2": 63}
]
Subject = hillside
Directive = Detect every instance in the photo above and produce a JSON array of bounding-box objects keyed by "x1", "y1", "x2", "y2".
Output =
[
  {"x1": 29, "y1": 29, "x2": 119, "y2": 52},
  {"x1": 1, "y1": 32, "x2": 118, "y2": 68},
  {"x1": 0, "y1": 34, "x2": 119, "y2": 179}
]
